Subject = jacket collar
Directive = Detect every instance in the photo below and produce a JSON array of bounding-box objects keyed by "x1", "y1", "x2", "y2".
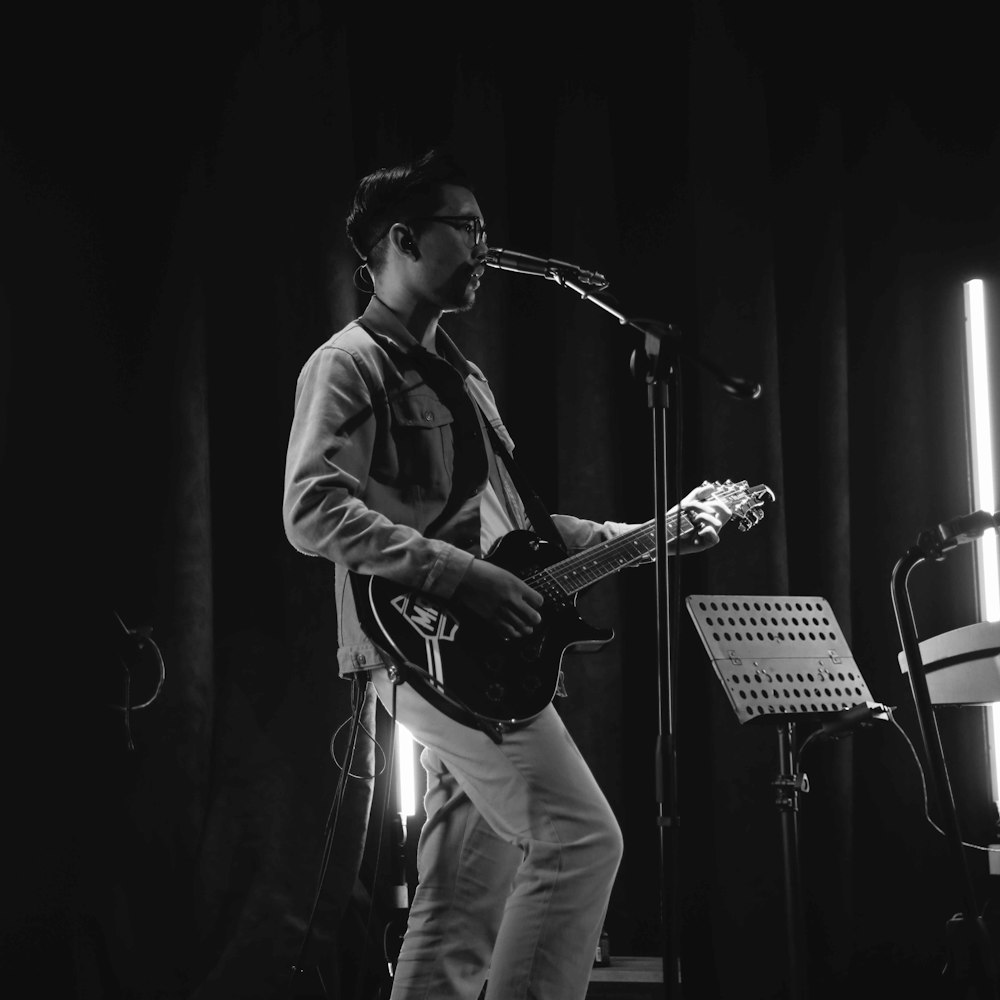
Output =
[{"x1": 360, "y1": 296, "x2": 486, "y2": 382}]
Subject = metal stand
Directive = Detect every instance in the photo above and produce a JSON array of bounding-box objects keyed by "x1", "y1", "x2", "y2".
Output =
[
  {"x1": 774, "y1": 721, "x2": 809, "y2": 1000},
  {"x1": 891, "y1": 515, "x2": 1000, "y2": 1000},
  {"x1": 501, "y1": 267, "x2": 760, "y2": 999},
  {"x1": 642, "y1": 333, "x2": 683, "y2": 998},
  {"x1": 686, "y1": 594, "x2": 881, "y2": 1000}
]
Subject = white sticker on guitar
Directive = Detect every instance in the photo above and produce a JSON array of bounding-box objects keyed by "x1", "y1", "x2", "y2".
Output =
[{"x1": 390, "y1": 594, "x2": 460, "y2": 643}]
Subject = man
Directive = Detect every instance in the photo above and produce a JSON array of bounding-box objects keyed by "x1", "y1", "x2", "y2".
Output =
[{"x1": 283, "y1": 150, "x2": 730, "y2": 1000}]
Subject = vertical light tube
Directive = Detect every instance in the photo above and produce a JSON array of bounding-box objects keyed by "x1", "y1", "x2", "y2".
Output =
[
  {"x1": 397, "y1": 722, "x2": 417, "y2": 818},
  {"x1": 964, "y1": 278, "x2": 1000, "y2": 802}
]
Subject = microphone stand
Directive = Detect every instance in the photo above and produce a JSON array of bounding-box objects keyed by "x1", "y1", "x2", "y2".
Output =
[
  {"x1": 550, "y1": 273, "x2": 759, "y2": 999},
  {"x1": 645, "y1": 327, "x2": 683, "y2": 996},
  {"x1": 890, "y1": 513, "x2": 1000, "y2": 1000}
]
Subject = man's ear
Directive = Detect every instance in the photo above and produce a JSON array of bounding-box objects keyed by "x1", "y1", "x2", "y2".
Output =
[{"x1": 389, "y1": 224, "x2": 419, "y2": 260}]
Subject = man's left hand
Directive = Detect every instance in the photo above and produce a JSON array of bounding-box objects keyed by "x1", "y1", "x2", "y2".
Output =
[{"x1": 676, "y1": 482, "x2": 733, "y2": 554}]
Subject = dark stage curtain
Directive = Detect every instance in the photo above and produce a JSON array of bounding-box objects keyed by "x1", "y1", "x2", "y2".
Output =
[{"x1": 3, "y1": 4, "x2": 999, "y2": 998}]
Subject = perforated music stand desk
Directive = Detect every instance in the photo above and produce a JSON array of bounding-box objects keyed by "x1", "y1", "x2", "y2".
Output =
[
  {"x1": 686, "y1": 594, "x2": 875, "y2": 724},
  {"x1": 685, "y1": 594, "x2": 876, "y2": 1000}
]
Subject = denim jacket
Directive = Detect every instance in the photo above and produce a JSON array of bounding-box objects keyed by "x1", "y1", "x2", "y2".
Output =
[{"x1": 283, "y1": 296, "x2": 629, "y2": 676}]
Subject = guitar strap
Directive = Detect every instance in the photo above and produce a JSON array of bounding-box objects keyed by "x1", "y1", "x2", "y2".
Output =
[{"x1": 355, "y1": 318, "x2": 488, "y2": 540}]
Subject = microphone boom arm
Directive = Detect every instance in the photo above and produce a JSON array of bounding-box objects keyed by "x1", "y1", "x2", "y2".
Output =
[
  {"x1": 554, "y1": 272, "x2": 762, "y2": 401},
  {"x1": 483, "y1": 247, "x2": 761, "y2": 400}
]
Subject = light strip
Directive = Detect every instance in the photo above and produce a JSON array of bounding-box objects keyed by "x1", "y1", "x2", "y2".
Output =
[
  {"x1": 964, "y1": 279, "x2": 1000, "y2": 802},
  {"x1": 396, "y1": 722, "x2": 416, "y2": 817}
]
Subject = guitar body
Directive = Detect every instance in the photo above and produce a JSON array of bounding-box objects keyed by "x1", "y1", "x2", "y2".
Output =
[{"x1": 352, "y1": 530, "x2": 614, "y2": 728}]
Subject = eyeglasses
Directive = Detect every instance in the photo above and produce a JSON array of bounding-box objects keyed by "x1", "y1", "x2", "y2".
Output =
[{"x1": 411, "y1": 215, "x2": 487, "y2": 248}]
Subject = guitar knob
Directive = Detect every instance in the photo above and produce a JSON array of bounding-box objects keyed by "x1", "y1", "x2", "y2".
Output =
[
  {"x1": 486, "y1": 683, "x2": 505, "y2": 703},
  {"x1": 521, "y1": 674, "x2": 541, "y2": 694},
  {"x1": 517, "y1": 640, "x2": 542, "y2": 662},
  {"x1": 483, "y1": 654, "x2": 503, "y2": 675}
]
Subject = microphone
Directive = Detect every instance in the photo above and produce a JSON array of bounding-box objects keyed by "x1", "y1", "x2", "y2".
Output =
[
  {"x1": 935, "y1": 510, "x2": 999, "y2": 548},
  {"x1": 917, "y1": 509, "x2": 999, "y2": 558},
  {"x1": 484, "y1": 247, "x2": 609, "y2": 289}
]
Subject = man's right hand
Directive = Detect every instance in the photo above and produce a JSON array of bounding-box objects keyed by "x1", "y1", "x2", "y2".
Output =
[{"x1": 453, "y1": 559, "x2": 544, "y2": 639}]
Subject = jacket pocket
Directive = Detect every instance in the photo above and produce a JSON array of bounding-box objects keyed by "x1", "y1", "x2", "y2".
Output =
[{"x1": 388, "y1": 391, "x2": 455, "y2": 491}]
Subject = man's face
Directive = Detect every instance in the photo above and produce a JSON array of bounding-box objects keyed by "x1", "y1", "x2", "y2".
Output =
[{"x1": 409, "y1": 184, "x2": 488, "y2": 313}]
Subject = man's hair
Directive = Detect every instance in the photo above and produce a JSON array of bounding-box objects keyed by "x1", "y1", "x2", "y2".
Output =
[{"x1": 346, "y1": 149, "x2": 474, "y2": 271}]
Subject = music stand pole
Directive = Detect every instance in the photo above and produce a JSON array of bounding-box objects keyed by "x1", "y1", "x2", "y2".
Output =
[{"x1": 774, "y1": 721, "x2": 807, "y2": 1000}]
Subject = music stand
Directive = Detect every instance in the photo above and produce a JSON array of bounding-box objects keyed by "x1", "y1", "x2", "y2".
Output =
[{"x1": 685, "y1": 594, "x2": 880, "y2": 1000}]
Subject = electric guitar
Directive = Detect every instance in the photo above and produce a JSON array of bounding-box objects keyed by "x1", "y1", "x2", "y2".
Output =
[{"x1": 352, "y1": 480, "x2": 774, "y2": 732}]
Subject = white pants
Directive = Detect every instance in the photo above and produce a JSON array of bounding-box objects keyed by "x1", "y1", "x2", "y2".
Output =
[{"x1": 370, "y1": 668, "x2": 623, "y2": 1000}]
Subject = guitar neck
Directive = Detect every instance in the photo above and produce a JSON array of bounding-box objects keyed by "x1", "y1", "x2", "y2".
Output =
[{"x1": 546, "y1": 510, "x2": 696, "y2": 595}]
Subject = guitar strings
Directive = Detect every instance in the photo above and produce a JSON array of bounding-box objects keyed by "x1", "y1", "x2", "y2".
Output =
[
  {"x1": 523, "y1": 512, "x2": 698, "y2": 594},
  {"x1": 525, "y1": 482, "x2": 750, "y2": 595}
]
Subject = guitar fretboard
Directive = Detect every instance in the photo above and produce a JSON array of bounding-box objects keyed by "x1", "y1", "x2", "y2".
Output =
[{"x1": 525, "y1": 511, "x2": 697, "y2": 596}]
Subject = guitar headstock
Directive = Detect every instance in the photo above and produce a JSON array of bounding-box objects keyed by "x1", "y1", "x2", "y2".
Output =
[{"x1": 706, "y1": 479, "x2": 776, "y2": 532}]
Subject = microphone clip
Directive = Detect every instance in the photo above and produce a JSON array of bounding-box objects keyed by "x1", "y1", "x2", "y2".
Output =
[{"x1": 547, "y1": 259, "x2": 609, "y2": 290}]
